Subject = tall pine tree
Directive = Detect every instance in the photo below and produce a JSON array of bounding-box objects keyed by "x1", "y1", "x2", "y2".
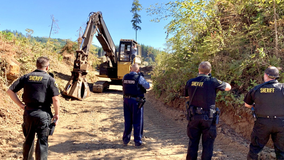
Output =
[{"x1": 130, "y1": 0, "x2": 142, "y2": 41}]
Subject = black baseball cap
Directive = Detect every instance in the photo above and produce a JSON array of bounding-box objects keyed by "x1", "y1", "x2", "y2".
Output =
[{"x1": 265, "y1": 66, "x2": 279, "y2": 79}]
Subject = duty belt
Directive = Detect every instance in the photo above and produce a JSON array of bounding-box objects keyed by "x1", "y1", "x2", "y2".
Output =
[
  {"x1": 123, "y1": 95, "x2": 141, "y2": 101},
  {"x1": 25, "y1": 106, "x2": 41, "y2": 111},
  {"x1": 257, "y1": 115, "x2": 284, "y2": 119},
  {"x1": 192, "y1": 114, "x2": 212, "y2": 121},
  {"x1": 25, "y1": 104, "x2": 47, "y2": 110}
]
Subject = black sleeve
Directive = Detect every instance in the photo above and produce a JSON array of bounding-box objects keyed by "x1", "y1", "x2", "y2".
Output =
[
  {"x1": 47, "y1": 78, "x2": 60, "y2": 97},
  {"x1": 213, "y1": 78, "x2": 227, "y2": 91},
  {"x1": 184, "y1": 81, "x2": 189, "y2": 97},
  {"x1": 9, "y1": 76, "x2": 25, "y2": 93},
  {"x1": 244, "y1": 89, "x2": 254, "y2": 105}
]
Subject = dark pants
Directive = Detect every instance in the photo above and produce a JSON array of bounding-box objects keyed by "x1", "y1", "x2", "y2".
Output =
[
  {"x1": 23, "y1": 109, "x2": 51, "y2": 160},
  {"x1": 122, "y1": 98, "x2": 144, "y2": 146},
  {"x1": 186, "y1": 115, "x2": 216, "y2": 160},
  {"x1": 131, "y1": 54, "x2": 136, "y2": 64},
  {"x1": 247, "y1": 118, "x2": 284, "y2": 160}
]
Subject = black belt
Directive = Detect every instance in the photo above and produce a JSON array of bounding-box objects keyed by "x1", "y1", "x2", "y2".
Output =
[
  {"x1": 25, "y1": 106, "x2": 41, "y2": 111},
  {"x1": 25, "y1": 104, "x2": 47, "y2": 111},
  {"x1": 192, "y1": 106, "x2": 210, "y2": 115},
  {"x1": 192, "y1": 114, "x2": 212, "y2": 121},
  {"x1": 123, "y1": 95, "x2": 141, "y2": 101},
  {"x1": 257, "y1": 115, "x2": 284, "y2": 119}
]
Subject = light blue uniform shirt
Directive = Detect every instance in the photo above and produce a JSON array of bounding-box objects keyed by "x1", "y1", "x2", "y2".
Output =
[{"x1": 123, "y1": 72, "x2": 150, "y2": 89}]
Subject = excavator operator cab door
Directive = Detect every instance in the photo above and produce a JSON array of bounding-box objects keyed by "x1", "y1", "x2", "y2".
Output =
[{"x1": 119, "y1": 42, "x2": 132, "y2": 62}]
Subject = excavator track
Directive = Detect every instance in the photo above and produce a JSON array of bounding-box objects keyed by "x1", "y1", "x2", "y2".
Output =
[{"x1": 93, "y1": 81, "x2": 109, "y2": 93}]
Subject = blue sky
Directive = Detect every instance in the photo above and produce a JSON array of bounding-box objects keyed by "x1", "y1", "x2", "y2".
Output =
[{"x1": 0, "y1": 0, "x2": 170, "y2": 50}]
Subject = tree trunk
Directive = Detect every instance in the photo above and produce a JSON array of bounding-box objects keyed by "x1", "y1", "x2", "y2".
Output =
[
  {"x1": 136, "y1": 29, "x2": 137, "y2": 41},
  {"x1": 49, "y1": 17, "x2": 54, "y2": 40},
  {"x1": 274, "y1": 0, "x2": 278, "y2": 57}
]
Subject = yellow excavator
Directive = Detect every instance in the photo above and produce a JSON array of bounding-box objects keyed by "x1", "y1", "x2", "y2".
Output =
[{"x1": 62, "y1": 11, "x2": 141, "y2": 100}]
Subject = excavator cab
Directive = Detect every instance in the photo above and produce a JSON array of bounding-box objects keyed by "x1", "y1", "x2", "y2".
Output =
[
  {"x1": 93, "y1": 39, "x2": 141, "y2": 93},
  {"x1": 118, "y1": 39, "x2": 141, "y2": 63},
  {"x1": 116, "y1": 40, "x2": 141, "y2": 80}
]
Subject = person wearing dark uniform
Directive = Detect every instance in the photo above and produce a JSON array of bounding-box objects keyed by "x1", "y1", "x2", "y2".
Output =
[
  {"x1": 184, "y1": 61, "x2": 231, "y2": 160},
  {"x1": 122, "y1": 64, "x2": 150, "y2": 146},
  {"x1": 7, "y1": 57, "x2": 60, "y2": 160},
  {"x1": 244, "y1": 66, "x2": 284, "y2": 160}
]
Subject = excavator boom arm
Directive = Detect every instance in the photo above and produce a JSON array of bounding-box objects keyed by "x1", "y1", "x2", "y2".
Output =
[{"x1": 63, "y1": 11, "x2": 116, "y2": 100}]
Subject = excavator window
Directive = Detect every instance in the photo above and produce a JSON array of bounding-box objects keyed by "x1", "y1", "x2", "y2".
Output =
[
  {"x1": 127, "y1": 45, "x2": 131, "y2": 51},
  {"x1": 119, "y1": 43, "x2": 132, "y2": 62}
]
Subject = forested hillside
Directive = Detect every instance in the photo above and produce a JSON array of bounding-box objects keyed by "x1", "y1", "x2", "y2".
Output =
[
  {"x1": 149, "y1": 0, "x2": 284, "y2": 140},
  {"x1": 2, "y1": 30, "x2": 160, "y2": 66}
]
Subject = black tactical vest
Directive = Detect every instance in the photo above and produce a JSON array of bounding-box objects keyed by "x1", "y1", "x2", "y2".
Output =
[
  {"x1": 22, "y1": 71, "x2": 50, "y2": 105},
  {"x1": 123, "y1": 73, "x2": 144, "y2": 97},
  {"x1": 252, "y1": 81, "x2": 284, "y2": 116}
]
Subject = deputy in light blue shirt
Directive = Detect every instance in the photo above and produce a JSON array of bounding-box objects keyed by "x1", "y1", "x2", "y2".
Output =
[{"x1": 122, "y1": 64, "x2": 149, "y2": 147}]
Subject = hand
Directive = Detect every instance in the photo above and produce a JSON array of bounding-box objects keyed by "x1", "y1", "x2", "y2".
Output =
[
  {"x1": 139, "y1": 72, "x2": 144, "y2": 77},
  {"x1": 20, "y1": 104, "x2": 25, "y2": 110},
  {"x1": 52, "y1": 114, "x2": 59, "y2": 125}
]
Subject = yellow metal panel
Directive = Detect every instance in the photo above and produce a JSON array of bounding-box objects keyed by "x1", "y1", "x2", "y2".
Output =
[
  {"x1": 96, "y1": 75, "x2": 109, "y2": 78},
  {"x1": 118, "y1": 61, "x2": 131, "y2": 79}
]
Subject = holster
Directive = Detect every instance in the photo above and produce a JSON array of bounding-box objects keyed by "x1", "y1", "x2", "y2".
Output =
[
  {"x1": 251, "y1": 107, "x2": 256, "y2": 121},
  {"x1": 212, "y1": 107, "x2": 220, "y2": 125},
  {"x1": 48, "y1": 120, "x2": 56, "y2": 136},
  {"x1": 186, "y1": 101, "x2": 195, "y2": 121},
  {"x1": 138, "y1": 98, "x2": 146, "y2": 109}
]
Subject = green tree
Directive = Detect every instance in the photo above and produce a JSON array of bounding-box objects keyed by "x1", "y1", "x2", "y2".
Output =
[
  {"x1": 130, "y1": 0, "x2": 142, "y2": 41},
  {"x1": 148, "y1": 0, "x2": 284, "y2": 102}
]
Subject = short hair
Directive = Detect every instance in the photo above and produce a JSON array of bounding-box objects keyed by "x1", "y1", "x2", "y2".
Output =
[
  {"x1": 36, "y1": 57, "x2": 50, "y2": 69},
  {"x1": 265, "y1": 66, "x2": 280, "y2": 79},
  {"x1": 131, "y1": 64, "x2": 139, "y2": 72},
  {"x1": 198, "y1": 61, "x2": 211, "y2": 74}
]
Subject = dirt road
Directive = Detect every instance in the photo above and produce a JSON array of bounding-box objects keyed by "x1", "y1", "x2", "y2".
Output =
[
  {"x1": 45, "y1": 82, "x2": 271, "y2": 160},
  {"x1": 2, "y1": 80, "x2": 275, "y2": 160}
]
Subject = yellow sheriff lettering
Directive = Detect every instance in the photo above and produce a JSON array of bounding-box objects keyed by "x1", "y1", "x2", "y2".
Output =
[
  {"x1": 29, "y1": 76, "x2": 43, "y2": 81},
  {"x1": 260, "y1": 88, "x2": 275, "y2": 93},
  {"x1": 191, "y1": 82, "x2": 204, "y2": 87}
]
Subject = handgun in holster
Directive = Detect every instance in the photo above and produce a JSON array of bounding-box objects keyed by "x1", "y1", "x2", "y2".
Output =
[
  {"x1": 185, "y1": 101, "x2": 195, "y2": 121},
  {"x1": 49, "y1": 120, "x2": 56, "y2": 136},
  {"x1": 185, "y1": 101, "x2": 190, "y2": 120},
  {"x1": 138, "y1": 98, "x2": 146, "y2": 109},
  {"x1": 251, "y1": 106, "x2": 256, "y2": 121},
  {"x1": 214, "y1": 107, "x2": 220, "y2": 125}
]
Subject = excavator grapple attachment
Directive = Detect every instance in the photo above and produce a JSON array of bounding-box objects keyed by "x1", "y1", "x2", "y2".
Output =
[{"x1": 62, "y1": 71, "x2": 91, "y2": 100}]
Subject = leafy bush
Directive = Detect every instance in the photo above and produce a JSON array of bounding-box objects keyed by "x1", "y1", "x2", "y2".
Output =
[{"x1": 149, "y1": 0, "x2": 284, "y2": 104}]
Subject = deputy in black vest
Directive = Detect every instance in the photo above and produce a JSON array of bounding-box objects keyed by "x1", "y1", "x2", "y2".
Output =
[
  {"x1": 184, "y1": 61, "x2": 231, "y2": 160},
  {"x1": 7, "y1": 57, "x2": 60, "y2": 160},
  {"x1": 244, "y1": 66, "x2": 284, "y2": 160},
  {"x1": 122, "y1": 64, "x2": 150, "y2": 147}
]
